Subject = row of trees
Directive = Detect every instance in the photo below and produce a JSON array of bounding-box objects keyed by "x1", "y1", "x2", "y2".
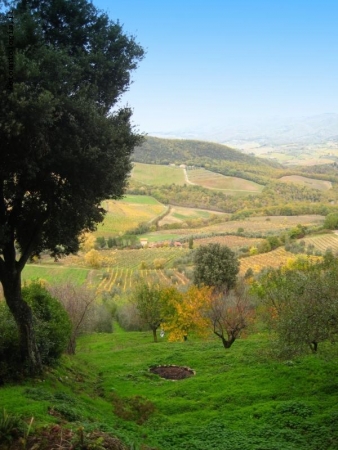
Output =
[
  {"x1": 128, "y1": 244, "x2": 254, "y2": 349},
  {"x1": 128, "y1": 180, "x2": 337, "y2": 217},
  {"x1": 123, "y1": 244, "x2": 338, "y2": 359}
]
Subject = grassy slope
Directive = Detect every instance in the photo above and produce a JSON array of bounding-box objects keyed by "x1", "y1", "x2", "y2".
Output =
[
  {"x1": 2, "y1": 331, "x2": 338, "y2": 449},
  {"x1": 22, "y1": 265, "x2": 89, "y2": 285},
  {"x1": 131, "y1": 162, "x2": 186, "y2": 186},
  {"x1": 94, "y1": 196, "x2": 166, "y2": 237}
]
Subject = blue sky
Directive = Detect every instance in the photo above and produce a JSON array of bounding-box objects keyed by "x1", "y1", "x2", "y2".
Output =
[{"x1": 95, "y1": 0, "x2": 338, "y2": 134}]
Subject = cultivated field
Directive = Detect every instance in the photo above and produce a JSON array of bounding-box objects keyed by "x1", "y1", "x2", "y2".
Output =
[
  {"x1": 303, "y1": 233, "x2": 338, "y2": 253},
  {"x1": 279, "y1": 175, "x2": 332, "y2": 190},
  {"x1": 94, "y1": 195, "x2": 166, "y2": 237},
  {"x1": 239, "y1": 247, "x2": 295, "y2": 274},
  {"x1": 22, "y1": 264, "x2": 90, "y2": 285},
  {"x1": 144, "y1": 215, "x2": 326, "y2": 240},
  {"x1": 96, "y1": 268, "x2": 190, "y2": 294},
  {"x1": 193, "y1": 234, "x2": 264, "y2": 249},
  {"x1": 187, "y1": 168, "x2": 264, "y2": 192},
  {"x1": 131, "y1": 162, "x2": 186, "y2": 185},
  {"x1": 159, "y1": 205, "x2": 226, "y2": 226}
]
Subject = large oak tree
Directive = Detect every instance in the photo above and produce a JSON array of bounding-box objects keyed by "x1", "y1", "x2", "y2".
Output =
[{"x1": 0, "y1": 0, "x2": 144, "y2": 373}]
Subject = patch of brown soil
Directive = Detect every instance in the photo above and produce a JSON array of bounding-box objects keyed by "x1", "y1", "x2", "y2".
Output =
[{"x1": 149, "y1": 365, "x2": 195, "y2": 380}]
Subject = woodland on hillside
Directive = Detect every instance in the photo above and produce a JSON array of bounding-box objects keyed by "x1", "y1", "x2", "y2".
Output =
[{"x1": 133, "y1": 137, "x2": 338, "y2": 185}]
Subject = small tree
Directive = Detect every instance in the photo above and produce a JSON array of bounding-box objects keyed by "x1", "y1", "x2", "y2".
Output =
[
  {"x1": 323, "y1": 212, "x2": 338, "y2": 230},
  {"x1": 193, "y1": 243, "x2": 239, "y2": 293},
  {"x1": 163, "y1": 285, "x2": 211, "y2": 341},
  {"x1": 254, "y1": 257, "x2": 338, "y2": 357},
  {"x1": 132, "y1": 283, "x2": 169, "y2": 342},
  {"x1": 85, "y1": 249, "x2": 103, "y2": 269},
  {"x1": 48, "y1": 283, "x2": 96, "y2": 354},
  {"x1": 206, "y1": 281, "x2": 253, "y2": 349}
]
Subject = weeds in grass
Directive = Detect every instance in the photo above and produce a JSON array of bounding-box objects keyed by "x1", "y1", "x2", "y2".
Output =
[
  {"x1": 111, "y1": 393, "x2": 156, "y2": 425},
  {"x1": 0, "y1": 408, "x2": 26, "y2": 445}
]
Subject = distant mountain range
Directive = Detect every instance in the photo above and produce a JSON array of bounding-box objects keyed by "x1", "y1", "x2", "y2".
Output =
[{"x1": 150, "y1": 114, "x2": 338, "y2": 147}]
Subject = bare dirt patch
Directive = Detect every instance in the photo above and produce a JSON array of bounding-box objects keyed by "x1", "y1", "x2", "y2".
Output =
[{"x1": 150, "y1": 365, "x2": 195, "y2": 380}]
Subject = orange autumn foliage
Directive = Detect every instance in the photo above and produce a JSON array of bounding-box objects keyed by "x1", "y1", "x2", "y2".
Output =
[{"x1": 163, "y1": 285, "x2": 212, "y2": 341}]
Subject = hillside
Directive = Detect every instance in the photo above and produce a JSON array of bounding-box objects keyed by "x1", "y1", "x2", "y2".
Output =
[{"x1": 133, "y1": 136, "x2": 281, "y2": 185}]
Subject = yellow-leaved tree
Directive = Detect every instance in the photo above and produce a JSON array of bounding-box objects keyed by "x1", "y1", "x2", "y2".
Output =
[{"x1": 163, "y1": 285, "x2": 212, "y2": 341}]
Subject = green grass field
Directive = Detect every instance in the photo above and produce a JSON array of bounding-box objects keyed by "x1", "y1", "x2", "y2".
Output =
[
  {"x1": 22, "y1": 264, "x2": 89, "y2": 285},
  {"x1": 131, "y1": 162, "x2": 186, "y2": 185},
  {"x1": 1, "y1": 330, "x2": 338, "y2": 449}
]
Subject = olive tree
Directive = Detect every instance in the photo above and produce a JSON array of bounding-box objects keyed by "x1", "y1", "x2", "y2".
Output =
[
  {"x1": 255, "y1": 256, "x2": 338, "y2": 357},
  {"x1": 0, "y1": 0, "x2": 144, "y2": 373}
]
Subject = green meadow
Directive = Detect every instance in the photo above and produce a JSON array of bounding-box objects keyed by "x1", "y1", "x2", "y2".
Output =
[
  {"x1": 2, "y1": 329, "x2": 338, "y2": 449},
  {"x1": 131, "y1": 162, "x2": 186, "y2": 186},
  {"x1": 22, "y1": 264, "x2": 89, "y2": 285}
]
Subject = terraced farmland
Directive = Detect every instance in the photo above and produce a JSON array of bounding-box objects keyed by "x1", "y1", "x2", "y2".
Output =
[
  {"x1": 303, "y1": 233, "x2": 338, "y2": 253},
  {"x1": 187, "y1": 168, "x2": 264, "y2": 193},
  {"x1": 112, "y1": 247, "x2": 189, "y2": 269},
  {"x1": 193, "y1": 235, "x2": 264, "y2": 249},
  {"x1": 96, "y1": 268, "x2": 190, "y2": 294},
  {"x1": 239, "y1": 248, "x2": 295, "y2": 274}
]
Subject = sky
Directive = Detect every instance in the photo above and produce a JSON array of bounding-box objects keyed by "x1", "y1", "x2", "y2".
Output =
[{"x1": 94, "y1": 0, "x2": 338, "y2": 135}]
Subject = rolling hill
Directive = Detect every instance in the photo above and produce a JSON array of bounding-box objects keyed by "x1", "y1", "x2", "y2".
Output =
[{"x1": 133, "y1": 136, "x2": 281, "y2": 171}]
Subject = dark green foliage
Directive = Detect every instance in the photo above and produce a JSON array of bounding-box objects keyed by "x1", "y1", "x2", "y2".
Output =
[
  {"x1": 0, "y1": 0, "x2": 144, "y2": 372},
  {"x1": 22, "y1": 283, "x2": 72, "y2": 363},
  {"x1": 0, "y1": 283, "x2": 71, "y2": 380},
  {"x1": 193, "y1": 243, "x2": 239, "y2": 291}
]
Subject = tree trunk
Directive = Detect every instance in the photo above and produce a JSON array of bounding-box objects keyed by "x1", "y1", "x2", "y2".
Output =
[
  {"x1": 152, "y1": 327, "x2": 158, "y2": 343},
  {"x1": 220, "y1": 335, "x2": 236, "y2": 349},
  {"x1": 310, "y1": 341, "x2": 318, "y2": 353},
  {"x1": 1, "y1": 272, "x2": 42, "y2": 375}
]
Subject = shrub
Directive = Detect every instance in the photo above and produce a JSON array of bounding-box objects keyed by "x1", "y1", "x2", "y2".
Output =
[
  {"x1": 0, "y1": 282, "x2": 71, "y2": 380},
  {"x1": 22, "y1": 283, "x2": 72, "y2": 364}
]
